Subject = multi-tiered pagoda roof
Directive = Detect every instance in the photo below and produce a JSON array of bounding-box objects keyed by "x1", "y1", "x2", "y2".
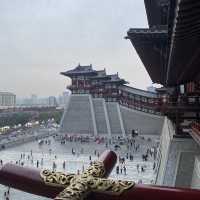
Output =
[
  {"x1": 61, "y1": 64, "x2": 127, "y2": 84},
  {"x1": 61, "y1": 64, "x2": 97, "y2": 76}
]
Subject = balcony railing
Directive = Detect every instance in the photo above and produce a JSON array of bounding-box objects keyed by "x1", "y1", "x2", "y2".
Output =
[
  {"x1": 66, "y1": 84, "x2": 200, "y2": 116},
  {"x1": 190, "y1": 121, "x2": 200, "y2": 146},
  {"x1": 191, "y1": 122, "x2": 200, "y2": 134}
]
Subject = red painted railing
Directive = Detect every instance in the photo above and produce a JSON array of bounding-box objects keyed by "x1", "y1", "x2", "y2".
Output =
[
  {"x1": 191, "y1": 122, "x2": 200, "y2": 135},
  {"x1": 0, "y1": 150, "x2": 200, "y2": 200}
]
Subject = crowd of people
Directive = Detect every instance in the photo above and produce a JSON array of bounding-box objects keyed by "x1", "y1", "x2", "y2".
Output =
[
  {"x1": 3, "y1": 187, "x2": 10, "y2": 200},
  {"x1": 0, "y1": 133, "x2": 159, "y2": 199},
  {"x1": 53, "y1": 134, "x2": 159, "y2": 180}
]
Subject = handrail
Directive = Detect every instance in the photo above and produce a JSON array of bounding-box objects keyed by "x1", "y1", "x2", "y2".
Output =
[
  {"x1": 67, "y1": 84, "x2": 200, "y2": 116},
  {"x1": 0, "y1": 150, "x2": 200, "y2": 200},
  {"x1": 191, "y1": 122, "x2": 200, "y2": 134}
]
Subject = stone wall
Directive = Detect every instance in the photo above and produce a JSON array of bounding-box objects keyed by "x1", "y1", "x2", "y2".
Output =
[
  {"x1": 156, "y1": 118, "x2": 200, "y2": 187},
  {"x1": 156, "y1": 117, "x2": 173, "y2": 185},
  {"x1": 156, "y1": 121, "x2": 200, "y2": 187},
  {"x1": 163, "y1": 138, "x2": 200, "y2": 187},
  {"x1": 120, "y1": 106, "x2": 164, "y2": 135}
]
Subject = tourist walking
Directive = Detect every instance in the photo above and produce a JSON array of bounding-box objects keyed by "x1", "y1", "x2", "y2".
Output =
[
  {"x1": 63, "y1": 161, "x2": 66, "y2": 170},
  {"x1": 116, "y1": 165, "x2": 119, "y2": 174},
  {"x1": 123, "y1": 166, "x2": 126, "y2": 175}
]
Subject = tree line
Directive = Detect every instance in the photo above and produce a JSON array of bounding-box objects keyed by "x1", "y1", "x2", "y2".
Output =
[{"x1": 0, "y1": 110, "x2": 63, "y2": 127}]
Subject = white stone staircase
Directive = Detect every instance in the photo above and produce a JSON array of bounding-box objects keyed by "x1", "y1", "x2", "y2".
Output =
[
  {"x1": 59, "y1": 95, "x2": 163, "y2": 137},
  {"x1": 59, "y1": 94, "x2": 96, "y2": 135}
]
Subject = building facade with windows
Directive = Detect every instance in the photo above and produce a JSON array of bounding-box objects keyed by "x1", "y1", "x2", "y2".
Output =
[{"x1": 0, "y1": 92, "x2": 16, "y2": 107}]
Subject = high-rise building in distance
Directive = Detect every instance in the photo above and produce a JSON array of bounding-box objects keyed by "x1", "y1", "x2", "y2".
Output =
[{"x1": 0, "y1": 92, "x2": 16, "y2": 107}]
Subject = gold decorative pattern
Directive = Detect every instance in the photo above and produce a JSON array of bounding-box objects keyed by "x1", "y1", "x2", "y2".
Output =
[
  {"x1": 55, "y1": 175, "x2": 89, "y2": 200},
  {"x1": 54, "y1": 175, "x2": 134, "y2": 200},
  {"x1": 40, "y1": 169, "x2": 75, "y2": 188},
  {"x1": 41, "y1": 161, "x2": 135, "y2": 200},
  {"x1": 87, "y1": 177, "x2": 134, "y2": 194},
  {"x1": 82, "y1": 161, "x2": 105, "y2": 178}
]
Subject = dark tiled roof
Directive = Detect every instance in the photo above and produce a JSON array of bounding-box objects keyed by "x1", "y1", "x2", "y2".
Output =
[
  {"x1": 61, "y1": 65, "x2": 128, "y2": 84},
  {"x1": 89, "y1": 69, "x2": 108, "y2": 79},
  {"x1": 102, "y1": 74, "x2": 128, "y2": 84},
  {"x1": 61, "y1": 64, "x2": 97, "y2": 76},
  {"x1": 120, "y1": 85, "x2": 158, "y2": 98}
]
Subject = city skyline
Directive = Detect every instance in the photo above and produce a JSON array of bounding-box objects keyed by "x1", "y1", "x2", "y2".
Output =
[
  {"x1": 0, "y1": 0, "x2": 151, "y2": 98},
  {"x1": 16, "y1": 90, "x2": 71, "y2": 106}
]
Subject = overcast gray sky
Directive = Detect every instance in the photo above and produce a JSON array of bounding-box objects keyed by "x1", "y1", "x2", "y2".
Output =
[{"x1": 0, "y1": 0, "x2": 151, "y2": 98}]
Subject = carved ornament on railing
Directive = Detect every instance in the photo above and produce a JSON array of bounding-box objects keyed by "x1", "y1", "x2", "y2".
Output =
[{"x1": 41, "y1": 161, "x2": 135, "y2": 200}]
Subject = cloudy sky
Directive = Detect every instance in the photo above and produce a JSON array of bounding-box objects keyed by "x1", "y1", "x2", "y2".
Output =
[{"x1": 0, "y1": 0, "x2": 151, "y2": 98}]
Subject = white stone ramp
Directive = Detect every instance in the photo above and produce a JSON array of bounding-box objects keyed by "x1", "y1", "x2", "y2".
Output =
[
  {"x1": 120, "y1": 106, "x2": 164, "y2": 135},
  {"x1": 93, "y1": 98, "x2": 109, "y2": 135},
  {"x1": 106, "y1": 102, "x2": 124, "y2": 135},
  {"x1": 60, "y1": 95, "x2": 95, "y2": 135}
]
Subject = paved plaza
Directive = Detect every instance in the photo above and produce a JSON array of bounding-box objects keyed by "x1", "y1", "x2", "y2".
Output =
[{"x1": 0, "y1": 134, "x2": 159, "y2": 200}]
